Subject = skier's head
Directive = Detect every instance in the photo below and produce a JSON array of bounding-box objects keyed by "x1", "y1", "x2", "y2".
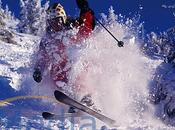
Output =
[{"x1": 46, "y1": 3, "x2": 67, "y2": 31}]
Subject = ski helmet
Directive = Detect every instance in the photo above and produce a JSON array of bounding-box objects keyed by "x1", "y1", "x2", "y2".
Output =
[{"x1": 47, "y1": 3, "x2": 67, "y2": 24}]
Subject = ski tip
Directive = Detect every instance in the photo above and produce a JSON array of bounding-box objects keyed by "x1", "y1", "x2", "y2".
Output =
[
  {"x1": 54, "y1": 90, "x2": 67, "y2": 101},
  {"x1": 54, "y1": 90, "x2": 60, "y2": 96},
  {"x1": 42, "y1": 112, "x2": 54, "y2": 119}
]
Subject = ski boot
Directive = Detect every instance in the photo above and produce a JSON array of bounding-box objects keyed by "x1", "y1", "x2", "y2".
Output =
[
  {"x1": 81, "y1": 94, "x2": 101, "y2": 112},
  {"x1": 81, "y1": 94, "x2": 94, "y2": 107}
]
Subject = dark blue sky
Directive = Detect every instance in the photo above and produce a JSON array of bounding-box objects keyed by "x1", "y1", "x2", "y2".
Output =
[{"x1": 1, "y1": 0, "x2": 175, "y2": 34}]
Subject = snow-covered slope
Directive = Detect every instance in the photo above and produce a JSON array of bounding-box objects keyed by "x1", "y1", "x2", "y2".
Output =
[{"x1": 0, "y1": 31, "x2": 39, "y2": 90}]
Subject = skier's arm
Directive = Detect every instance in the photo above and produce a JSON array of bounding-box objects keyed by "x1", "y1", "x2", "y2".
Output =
[
  {"x1": 66, "y1": 0, "x2": 95, "y2": 32},
  {"x1": 76, "y1": 0, "x2": 95, "y2": 40},
  {"x1": 65, "y1": 0, "x2": 91, "y2": 29}
]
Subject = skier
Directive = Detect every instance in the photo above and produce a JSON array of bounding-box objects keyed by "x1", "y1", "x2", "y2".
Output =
[{"x1": 33, "y1": 0, "x2": 96, "y2": 110}]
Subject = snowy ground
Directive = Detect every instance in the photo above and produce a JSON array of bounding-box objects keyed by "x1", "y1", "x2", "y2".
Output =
[{"x1": 0, "y1": 16, "x2": 175, "y2": 130}]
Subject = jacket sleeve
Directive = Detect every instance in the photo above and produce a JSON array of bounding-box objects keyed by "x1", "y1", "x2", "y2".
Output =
[
  {"x1": 69, "y1": 8, "x2": 95, "y2": 44},
  {"x1": 34, "y1": 38, "x2": 50, "y2": 74},
  {"x1": 77, "y1": 9, "x2": 95, "y2": 38},
  {"x1": 65, "y1": 1, "x2": 95, "y2": 43}
]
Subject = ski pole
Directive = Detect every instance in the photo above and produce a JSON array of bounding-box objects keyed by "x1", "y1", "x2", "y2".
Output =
[{"x1": 95, "y1": 17, "x2": 124, "y2": 47}]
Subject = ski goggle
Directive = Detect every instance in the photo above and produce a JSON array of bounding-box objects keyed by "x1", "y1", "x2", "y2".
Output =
[{"x1": 49, "y1": 16, "x2": 64, "y2": 24}]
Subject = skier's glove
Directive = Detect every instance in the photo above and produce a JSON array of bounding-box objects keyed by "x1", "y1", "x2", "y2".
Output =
[
  {"x1": 118, "y1": 41, "x2": 124, "y2": 47},
  {"x1": 76, "y1": 0, "x2": 89, "y2": 10},
  {"x1": 33, "y1": 68, "x2": 42, "y2": 83}
]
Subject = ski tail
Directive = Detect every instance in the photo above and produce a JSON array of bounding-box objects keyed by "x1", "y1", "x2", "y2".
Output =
[
  {"x1": 42, "y1": 111, "x2": 81, "y2": 120},
  {"x1": 42, "y1": 112, "x2": 55, "y2": 119}
]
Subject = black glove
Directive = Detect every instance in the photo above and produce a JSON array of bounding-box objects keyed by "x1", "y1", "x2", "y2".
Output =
[
  {"x1": 65, "y1": 17, "x2": 77, "y2": 29},
  {"x1": 76, "y1": 0, "x2": 89, "y2": 10},
  {"x1": 33, "y1": 68, "x2": 42, "y2": 83},
  {"x1": 118, "y1": 41, "x2": 124, "y2": 47}
]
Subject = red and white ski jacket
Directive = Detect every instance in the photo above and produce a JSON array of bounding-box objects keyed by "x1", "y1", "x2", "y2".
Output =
[{"x1": 34, "y1": 8, "x2": 95, "y2": 88}]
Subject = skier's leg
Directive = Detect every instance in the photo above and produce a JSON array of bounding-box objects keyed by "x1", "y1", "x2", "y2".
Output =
[{"x1": 74, "y1": 67, "x2": 101, "y2": 112}]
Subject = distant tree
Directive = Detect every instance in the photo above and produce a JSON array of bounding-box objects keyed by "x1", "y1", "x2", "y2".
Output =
[
  {"x1": 143, "y1": 28, "x2": 175, "y2": 65},
  {"x1": 140, "y1": 4, "x2": 175, "y2": 62},
  {"x1": 27, "y1": 0, "x2": 42, "y2": 35},
  {"x1": 108, "y1": 6, "x2": 118, "y2": 24},
  {"x1": 18, "y1": 0, "x2": 48, "y2": 36},
  {"x1": 0, "y1": 0, "x2": 2, "y2": 9},
  {"x1": 18, "y1": 0, "x2": 29, "y2": 33},
  {"x1": 0, "y1": 0, "x2": 5, "y2": 28},
  {"x1": 5, "y1": 5, "x2": 11, "y2": 18},
  {"x1": 0, "y1": 2, "x2": 18, "y2": 29},
  {"x1": 37, "y1": 1, "x2": 49, "y2": 36}
]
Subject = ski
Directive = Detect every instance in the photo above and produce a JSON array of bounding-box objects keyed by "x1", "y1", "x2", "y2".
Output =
[
  {"x1": 54, "y1": 90, "x2": 116, "y2": 126},
  {"x1": 42, "y1": 111, "x2": 81, "y2": 120}
]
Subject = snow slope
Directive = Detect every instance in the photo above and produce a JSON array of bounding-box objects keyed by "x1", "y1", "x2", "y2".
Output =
[
  {"x1": 0, "y1": 32, "x2": 39, "y2": 90},
  {"x1": 0, "y1": 13, "x2": 175, "y2": 130}
]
